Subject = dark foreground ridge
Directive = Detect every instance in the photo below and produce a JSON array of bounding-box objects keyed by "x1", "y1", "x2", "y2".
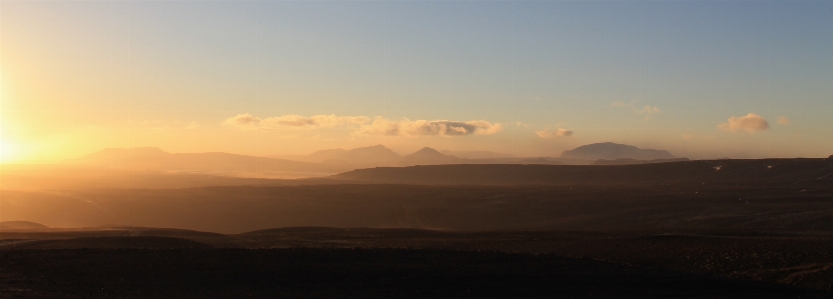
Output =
[
  {"x1": 331, "y1": 158, "x2": 833, "y2": 186},
  {"x1": 0, "y1": 248, "x2": 827, "y2": 299}
]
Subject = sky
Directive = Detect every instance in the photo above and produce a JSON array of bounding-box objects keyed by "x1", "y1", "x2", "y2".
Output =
[{"x1": 1, "y1": 0, "x2": 831, "y2": 163}]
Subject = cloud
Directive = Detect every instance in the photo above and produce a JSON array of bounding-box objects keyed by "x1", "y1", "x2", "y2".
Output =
[
  {"x1": 224, "y1": 114, "x2": 502, "y2": 137},
  {"x1": 718, "y1": 113, "x2": 770, "y2": 133},
  {"x1": 355, "y1": 118, "x2": 503, "y2": 137},
  {"x1": 223, "y1": 113, "x2": 262, "y2": 127},
  {"x1": 612, "y1": 100, "x2": 661, "y2": 120},
  {"x1": 223, "y1": 114, "x2": 368, "y2": 130},
  {"x1": 185, "y1": 121, "x2": 199, "y2": 130},
  {"x1": 777, "y1": 116, "x2": 790, "y2": 125},
  {"x1": 536, "y1": 128, "x2": 573, "y2": 138},
  {"x1": 260, "y1": 114, "x2": 369, "y2": 128}
]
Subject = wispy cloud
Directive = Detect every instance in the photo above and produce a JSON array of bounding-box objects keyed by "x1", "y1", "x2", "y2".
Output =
[
  {"x1": 612, "y1": 100, "x2": 661, "y2": 120},
  {"x1": 718, "y1": 113, "x2": 769, "y2": 133},
  {"x1": 355, "y1": 118, "x2": 503, "y2": 137},
  {"x1": 536, "y1": 128, "x2": 573, "y2": 138},
  {"x1": 223, "y1": 114, "x2": 368, "y2": 130},
  {"x1": 777, "y1": 116, "x2": 790, "y2": 125},
  {"x1": 223, "y1": 113, "x2": 262, "y2": 128},
  {"x1": 223, "y1": 114, "x2": 502, "y2": 137}
]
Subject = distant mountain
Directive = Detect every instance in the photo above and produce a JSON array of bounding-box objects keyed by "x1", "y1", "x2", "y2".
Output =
[
  {"x1": 560, "y1": 142, "x2": 675, "y2": 160},
  {"x1": 592, "y1": 158, "x2": 689, "y2": 165},
  {"x1": 0, "y1": 221, "x2": 50, "y2": 231},
  {"x1": 296, "y1": 145, "x2": 402, "y2": 167},
  {"x1": 332, "y1": 158, "x2": 833, "y2": 186},
  {"x1": 440, "y1": 150, "x2": 514, "y2": 159},
  {"x1": 401, "y1": 147, "x2": 463, "y2": 166},
  {"x1": 71, "y1": 147, "x2": 170, "y2": 164},
  {"x1": 68, "y1": 148, "x2": 349, "y2": 176}
]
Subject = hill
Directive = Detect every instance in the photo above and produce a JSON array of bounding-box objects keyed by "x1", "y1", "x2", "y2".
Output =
[
  {"x1": 560, "y1": 142, "x2": 675, "y2": 160},
  {"x1": 401, "y1": 147, "x2": 462, "y2": 166},
  {"x1": 65, "y1": 148, "x2": 349, "y2": 178},
  {"x1": 593, "y1": 158, "x2": 690, "y2": 165},
  {"x1": 332, "y1": 158, "x2": 833, "y2": 186},
  {"x1": 0, "y1": 221, "x2": 49, "y2": 231},
  {"x1": 308, "y1": 144, "x2": 402, "y2": 166},
  {"x1": 440, "y1": 150, "x2": 514, "y2": 159},
  {"x1": 69, "y1": 147, "x2": 170, "y2": 164}
]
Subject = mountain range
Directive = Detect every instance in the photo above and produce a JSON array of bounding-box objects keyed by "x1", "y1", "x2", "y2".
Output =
[{"x1": 62, "y1": 142, "x2": 686, "y2": 178}]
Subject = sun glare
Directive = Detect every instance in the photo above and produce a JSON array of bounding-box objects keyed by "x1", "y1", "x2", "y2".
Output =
[{"x1": 0, "y1": 138, "x2": 20, "y2": 164}]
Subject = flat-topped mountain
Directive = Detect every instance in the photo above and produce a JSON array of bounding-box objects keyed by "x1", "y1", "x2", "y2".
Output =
[
  {"x1": 307, "y1": 144, "x2": 402, "y2": 165},
  {"x1": 560, "y1": 142, "x2": 675, "y2": 160}
]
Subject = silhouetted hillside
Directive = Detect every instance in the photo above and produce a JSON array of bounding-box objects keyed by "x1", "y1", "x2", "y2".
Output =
[
  {"x1": 401, "y1": 147, "x2": 462, "y2": 165},
  {"x1": 65, "y1": 149, "x2": 349, "y2": 177},
  {"x1": 440, "y1": 150, "x2": 514, "y2": 159},
  {"x1": 0, "y1": 221, "x2": 49, "y2": 231},
  {"x1": 333, "y1": 158, "x2": 833, "y2": 186},
  {"x1": 8, "y1": 236, "x2": 212, "y2": 249},
  {"x1": 560, "y1": 142, "x2": 675, "y2": 160},
  {"x1": 593, "y1": 158, "x2": 690, "y2": 165},
  {"x1": 69, "y1": 147, "x2": 170, "y2": 164}
]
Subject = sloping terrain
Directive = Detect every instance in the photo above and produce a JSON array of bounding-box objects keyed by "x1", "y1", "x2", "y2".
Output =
[
  {"x1": 2, "y1": 182, "x2": 832, "y2": 234},
  {"x1": 0, "y1": 248, "x2": 827, "y2": 299},
  {"x1": 332, "y1": 158, "x2": 833, "y2": 186}
]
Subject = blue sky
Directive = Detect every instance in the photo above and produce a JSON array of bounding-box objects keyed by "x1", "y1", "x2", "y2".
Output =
[{"x1": 1, "y1": 1, "x2": 831, "y2": 161}]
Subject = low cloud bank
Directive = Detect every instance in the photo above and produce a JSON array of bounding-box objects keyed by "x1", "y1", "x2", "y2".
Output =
[
  {"x1": 536, "y1": 128, "x2": 573, "y2": 138},
  {"x1": 355, "y1": 118, "x2": 502, "y2": 137},
  {"x1": 718, "y1": 113, "x2": 769, "y2": 133},
  {"x1": 612, "y1": 101, "x2": 661, "y2": 120},
  {"x1": 223, "y1": 114, "x2": 502, "y2": 137}
]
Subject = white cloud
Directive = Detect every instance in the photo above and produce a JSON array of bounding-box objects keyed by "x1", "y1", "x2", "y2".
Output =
[
  {"x1": 355, "y1": 118, "x2": 503, "y2": 137},
  {"x1": 718, "y1": 113, "x2": 770, "y2": 133},
  {"x1": 536, "y1": 128, "x2": 573, "y2": 138},
  {"x1": 185, "y1": 121, "x2": 199, "y2": 130},
  {"x1": 223, "y1": 113, "x2": 262, "y2": 127},
  {"x1": 777, "y1": 116, "x2": 790, "y2": 125}
]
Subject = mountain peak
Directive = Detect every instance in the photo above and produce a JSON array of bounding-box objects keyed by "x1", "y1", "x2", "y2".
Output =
[{"x1": 402, "y1": 147, "x2": 461, "y2": 165}]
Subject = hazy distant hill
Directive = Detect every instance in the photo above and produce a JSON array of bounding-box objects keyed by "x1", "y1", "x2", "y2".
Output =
[
  {"x1": 331, "y1": 158, "x2": 833, "y2": 186},
  {"x1": 307, "y1": 144, "x2": 402, "y2": 166},
  {"x1": 440, "y1": 150, "x2": 514, "y2": 159},
  {"x1": 593, "y1": 158, "x2": 690, "y2": 165},
  {"x1": 0, "y1": 221, "x2": 49, "y2": 231},
  {"x1": 560, "y1": 142, "x2": 675, "y2": 160},
  {"x1": 71, "y1": 147, "x2": 171, "y2": 164},
  {"x1": 401, "y1": 147, "x2": 463, "y2": 166},
  {"x1": 67, "y1": 148, "x2": 348, "y2": 177}
]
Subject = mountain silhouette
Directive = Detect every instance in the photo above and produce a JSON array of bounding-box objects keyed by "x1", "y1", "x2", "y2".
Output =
[
  {"x1": 440, "y1": 150, "x2": 514, "y2": 159},
  {"x1": 71, "y1": 147, "x2": 170, "y2": 164},
  {"x1": 401, "y1": 147, "x2": 462, "y2": 166},
  {"x1": 67, "y1": 148, "x2": 349, "y2": 176},
  {"x1": 307, "y1": 144, "x2": 402, "y2": 166},
  {"x1": 0, "y1": 221, "x2": 50, "y2": 231},
  {"x1": 560, "y1": 142, "x2": 675, "y2": 160}
]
